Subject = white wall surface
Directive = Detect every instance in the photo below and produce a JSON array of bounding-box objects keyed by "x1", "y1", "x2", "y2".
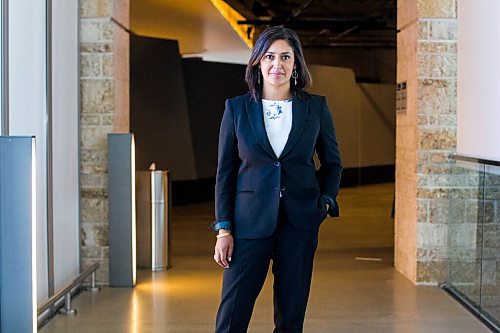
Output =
[
  {"x1": 457, "y1": 0, "x2": 500, "y2": 162},
  {"x1": 8, "y1": 0, "x2": 80, "y2": 303},
  {"x1": 52, "y1": 0, "x2": 79, "y2": 291}
]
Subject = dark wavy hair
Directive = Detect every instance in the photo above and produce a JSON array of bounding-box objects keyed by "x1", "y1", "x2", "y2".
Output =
[{"x1": 245, "y1": 26, "x2": 312, "y2": 101}]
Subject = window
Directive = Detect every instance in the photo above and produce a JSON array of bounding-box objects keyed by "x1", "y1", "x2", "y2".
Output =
[{"x1": 0, "y1": 0, "x2": 8, "y2": 135}]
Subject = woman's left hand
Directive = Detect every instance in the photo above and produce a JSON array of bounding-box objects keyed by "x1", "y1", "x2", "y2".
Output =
[{"x1": 214, "y1": 230, "x2": 233, "y2": 269}]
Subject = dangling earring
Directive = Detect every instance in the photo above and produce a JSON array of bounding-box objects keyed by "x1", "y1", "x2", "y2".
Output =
[
  {"x1": 257, "y1": 68, "x2": 261, "y2": 85},
  {"x1": 292, "y1": 69, "x2": 298, "y2": 86}
]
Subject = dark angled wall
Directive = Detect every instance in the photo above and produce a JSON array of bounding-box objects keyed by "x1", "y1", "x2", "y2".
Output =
[
  {"x1": 130, "y1": 34, "x2": 197, "y2": 181},
  {"x1": 130, "y1": 39, "x2": 248, "y2": 204},
  {"x1": 182, "y1": 58, "x2": 247, "y2": 179}
]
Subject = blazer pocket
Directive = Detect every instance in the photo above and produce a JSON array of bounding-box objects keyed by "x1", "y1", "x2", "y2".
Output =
[
  {"x1": 236, "y1": 189, "x2": 254, "y2": 194},
  {"x1": 306, "y1": 117, "x2": 320, "y2": 122},
  {"x1": 303, "y1": 187, "x2": 320, "y2": 193}
]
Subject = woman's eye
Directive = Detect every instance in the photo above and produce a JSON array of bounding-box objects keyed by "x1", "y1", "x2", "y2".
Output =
[
  {"x1": 265, "y1": 54, "x2": 274, "y2": 60},
  {"x1": 282, "y1": 55, "x2": 290, "y2": 60}
]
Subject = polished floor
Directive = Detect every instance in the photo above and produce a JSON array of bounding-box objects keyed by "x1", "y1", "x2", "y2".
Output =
[{"x1": 40, "y1": 183, "x2": 491, "y2": 332}]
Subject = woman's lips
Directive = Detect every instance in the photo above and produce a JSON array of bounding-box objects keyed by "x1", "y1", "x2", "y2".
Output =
[{"x1": 269, "y1": 72, "x2": 284, "y2": 78}]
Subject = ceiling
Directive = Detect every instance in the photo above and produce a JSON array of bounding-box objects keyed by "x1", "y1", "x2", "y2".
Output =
[
  {"x1": 224, "y1": 0, "x2": 397, "y2": 49},
  {"x1": 130, "y1": 0, "x2": 396, "y2": 65},
  {"x1": 130, "y1": 0, "x2": 252, "y2": 64}
]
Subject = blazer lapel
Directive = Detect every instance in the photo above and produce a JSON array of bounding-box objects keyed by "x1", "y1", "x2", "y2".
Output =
[
  {"x1": 280, "y1": 96, "x2": 310, "y2": 158},
  {"x1": 245, "y1": 98, "x2": 278, "y2": 159}
]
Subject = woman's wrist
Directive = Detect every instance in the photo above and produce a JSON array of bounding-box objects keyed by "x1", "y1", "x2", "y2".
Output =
[
  {"x1": 216, "y1": 230, "x2": 232, "y2": 239},
  {"x1": 218, "y1": 229, "x2": 231, "y2": 235}
]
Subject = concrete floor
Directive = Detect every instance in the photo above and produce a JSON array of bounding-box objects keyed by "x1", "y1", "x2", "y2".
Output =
[{"x1": 40, "y1": 183, "x2": 491, "y2": 332}]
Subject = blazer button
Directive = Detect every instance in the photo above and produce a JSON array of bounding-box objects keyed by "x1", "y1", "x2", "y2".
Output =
[{"x1": 274, "y1": 161, "x2": 280, "y2": 167}]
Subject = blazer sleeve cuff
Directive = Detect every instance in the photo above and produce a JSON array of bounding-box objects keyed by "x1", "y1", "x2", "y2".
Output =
[
  {"x1": 321, "y1": 195, "x2": 336, "y2": 215},
  {"x1": 210, "y1": 221, "x2": 233, "y2": 232}
]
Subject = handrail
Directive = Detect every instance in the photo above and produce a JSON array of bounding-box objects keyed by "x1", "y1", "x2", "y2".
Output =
[
  {"x1": 37, "y1": 263, "x2": 99, "y2": 327},
  {"x1": 452, "y1": 154, "x2": 500, "y2": 167}
]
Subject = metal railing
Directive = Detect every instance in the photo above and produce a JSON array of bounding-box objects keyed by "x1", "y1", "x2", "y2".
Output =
[{"x1": 37, "y1": 263, "x2": 100, "y2": 328}]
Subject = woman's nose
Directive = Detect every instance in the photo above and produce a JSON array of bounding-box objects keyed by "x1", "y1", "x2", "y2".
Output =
[{"x1": 272, "y1": 58, "x2": 281, "y2": 68}]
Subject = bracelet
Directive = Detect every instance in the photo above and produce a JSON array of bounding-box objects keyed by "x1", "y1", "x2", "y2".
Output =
[{"x1": 216, "y1": 232, "x2": 231, "y2": 239}]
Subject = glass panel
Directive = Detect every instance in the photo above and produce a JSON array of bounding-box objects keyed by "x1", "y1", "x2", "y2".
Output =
[
  {"x1": 446, "y1": 160, "x2": 484, "y2": 308},
  {"x1": 480, "y1": 165, "x2": 500, "y2": 325},
  {"x1": 446, "y1": 159, "x2": 500, "y2": 328}
]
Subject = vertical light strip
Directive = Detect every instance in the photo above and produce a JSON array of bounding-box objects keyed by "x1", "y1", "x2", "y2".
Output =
[
  {"x1": 150, "y1": 171, "x2": 156, "y2": 269},
  {"x1": 31, "y1": 137, "x2": 37, "y2": 333},
  {"x1": 131, "y1": 137, "x2": 136, "y2": 284},
  {"x1": 45, "y1": 0, "x2": 55, "y2": 298},
  {"x1": 1, "y1": 0, "x2": 9, "y2": 135},
  {"x1": 77, "y1": 0, "x2": 82, "y2": 274}
]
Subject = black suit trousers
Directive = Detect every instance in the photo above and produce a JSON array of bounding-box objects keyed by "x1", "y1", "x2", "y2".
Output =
[{"x1": 215, "y1": 205, "x2": 320, "y2": 333}]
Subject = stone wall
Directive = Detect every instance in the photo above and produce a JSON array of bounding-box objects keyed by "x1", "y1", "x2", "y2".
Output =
[
  {"x1": 415, "y1": 5, "x2": 458, "y2": 283},
  {"x1": 80, "y1": 0, "x2": 129, "y2": 284},
  {"x1": 395, "y1": 0, "x2": 458, "y2": 284},
  {"x1": 396, "y1": 1, "x2": 500, "y2": 324}
]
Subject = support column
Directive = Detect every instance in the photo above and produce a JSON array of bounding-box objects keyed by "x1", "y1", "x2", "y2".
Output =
[
  {"x1": 79, "y1": 0, "x2": 130, "y2": 284},
  {"x1": 395, "y1": 0, "x2": 457, "y2": 284}
]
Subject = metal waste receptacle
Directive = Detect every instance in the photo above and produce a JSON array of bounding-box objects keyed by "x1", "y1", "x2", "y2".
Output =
[{"x1": 136, "y1": 170, "x2": 171, "y2": 270}]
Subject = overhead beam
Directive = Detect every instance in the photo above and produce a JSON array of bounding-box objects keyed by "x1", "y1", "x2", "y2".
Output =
[
  {"x1": 209, "y1": 0, "x2": 254, "y2": 47},
  {"x1": 237, "y1": 17, "x2": 389, "y2": 30},
  {"x1": 302, "y1": 42, "x2": 395, "y2": 49}
]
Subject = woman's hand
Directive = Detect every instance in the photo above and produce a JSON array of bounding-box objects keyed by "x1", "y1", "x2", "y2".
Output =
[{"x1": 214, "y1": 229, "x2": 233, "y2": 269}]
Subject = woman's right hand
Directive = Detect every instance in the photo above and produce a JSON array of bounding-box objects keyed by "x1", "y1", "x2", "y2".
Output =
[{"x1": 214, "y1": 230, "x2": 234, "y2": 269}]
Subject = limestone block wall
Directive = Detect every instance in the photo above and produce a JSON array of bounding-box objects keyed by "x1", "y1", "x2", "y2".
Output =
[
  {"x1": 415, "y1": 12, "x2": 458, "y2": 283},
  {"x1": 80, "y1": 0, "x2": 129, "y2": 284},
  {"x1": 397, "y1": 11, "x2": 500, "y2": 325},
  {"x1": 396, "y1": 0, "x2": 459, "y2": 284}
]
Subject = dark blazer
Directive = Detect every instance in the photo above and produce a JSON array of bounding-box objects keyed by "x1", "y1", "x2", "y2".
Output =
[{"x1": 215, "y1": 92, "x2": 342, "y2": 239}]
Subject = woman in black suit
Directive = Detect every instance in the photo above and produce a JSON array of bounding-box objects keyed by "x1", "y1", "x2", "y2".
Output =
[{"x1": 212, "y1": 26, "x2": 342, "y2": 333}]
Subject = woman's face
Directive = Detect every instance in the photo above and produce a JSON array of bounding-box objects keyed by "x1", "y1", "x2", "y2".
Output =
[{"x1": 259, "y1": 39, "x2": 296, "y2": 91}]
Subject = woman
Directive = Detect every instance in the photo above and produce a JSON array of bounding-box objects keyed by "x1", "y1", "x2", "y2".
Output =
[{"x1": 212, "y1": 26, "x2": 342, "y2": 333}]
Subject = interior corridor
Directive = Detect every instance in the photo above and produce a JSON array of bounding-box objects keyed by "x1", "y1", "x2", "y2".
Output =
[{"x1": 40, "y1": 184, "x2": 490, "y2": 332}]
